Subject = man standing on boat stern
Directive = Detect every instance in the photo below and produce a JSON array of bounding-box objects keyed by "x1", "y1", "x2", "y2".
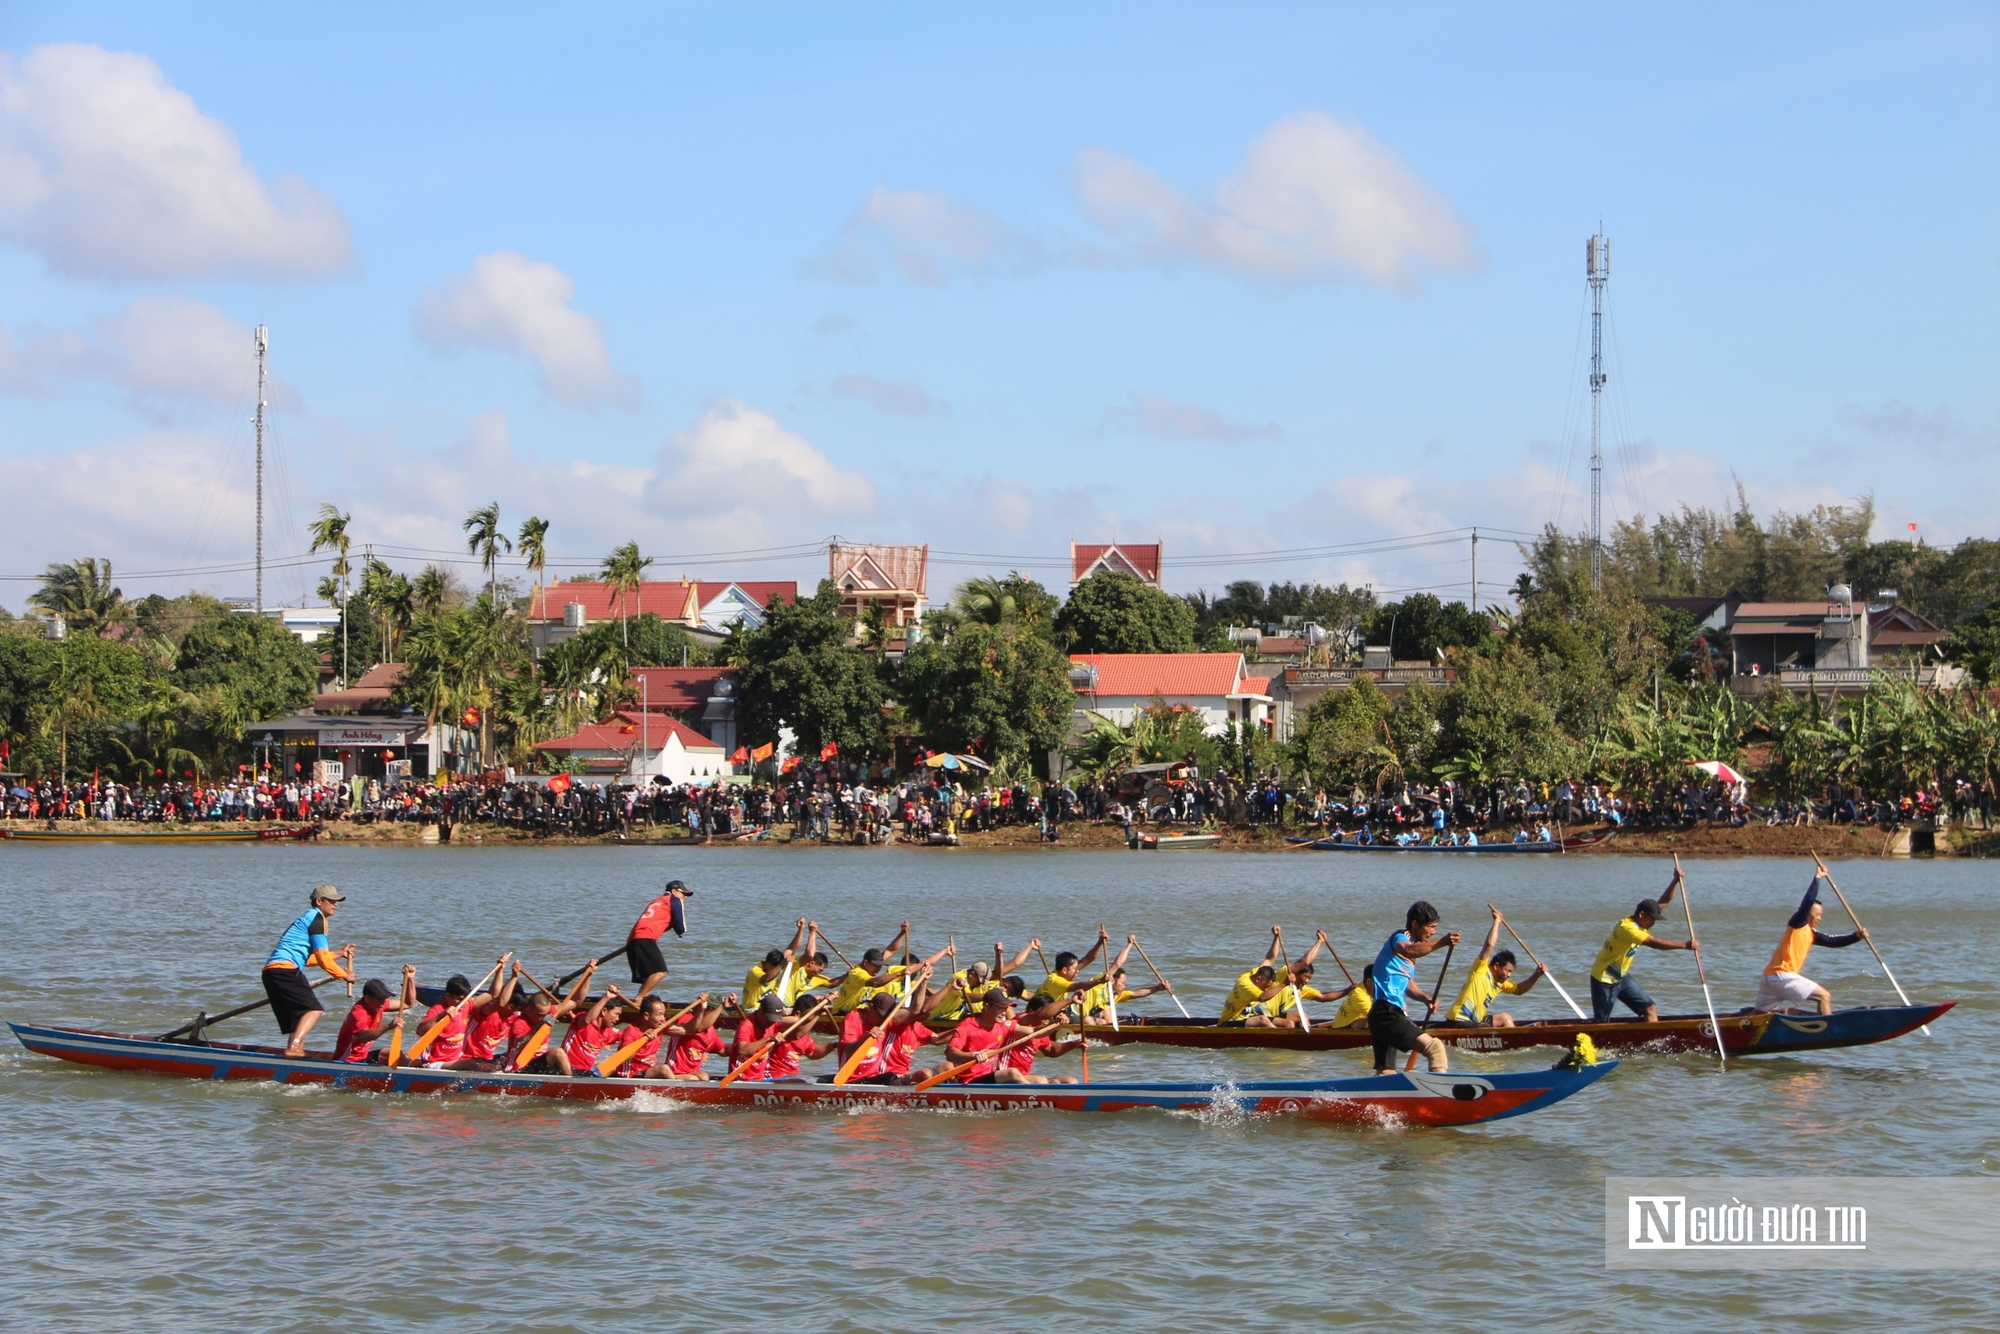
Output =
[
  {"x1": 1370, "y1": 902, "x2": 1459, "y2": 1075},
  {"x1": 628, "y1": 880, "x2": 692, "y2": 999},
  {"x1": 1588, "y1": 871, "x2": 1695, "y2": 1023},
  {"x1": 1755, "y1": 877, "x2": 1866, "y2": 1015},
  {"x1": 262, "y1": 885, "x2": 356, "y2": 1056}
]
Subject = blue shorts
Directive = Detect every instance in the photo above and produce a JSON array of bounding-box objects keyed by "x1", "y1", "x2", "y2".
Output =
[{"x1": 1591, "y1": 974, "x2": 1654, "y2": 1021}]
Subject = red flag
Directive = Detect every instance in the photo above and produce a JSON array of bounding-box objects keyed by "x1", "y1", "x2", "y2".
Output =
[
  {"x1": 750, "y1": 742, "x2": 774, "y2": 762},
  {"x1": 781, "y1": 756, "x2": 801, "y2": 774},
  {"x1": 547, "y1": 772, "x2": 573, "y2": 795},
  {"x1": 819, "y1": 741, "x2": 839, "y2": 761},
  {"x1": 461, "y1": 706, "x2": 482, "y2": 727}
]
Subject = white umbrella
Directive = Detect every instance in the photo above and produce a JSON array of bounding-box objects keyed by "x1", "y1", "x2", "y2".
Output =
[{"x1": 1688, "y1": 760, "x2": 1743, "y2": 784}]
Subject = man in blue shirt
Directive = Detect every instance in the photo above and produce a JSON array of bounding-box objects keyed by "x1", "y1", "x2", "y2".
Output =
[
  {"x1": 1369, "y1": 900, "x2": 1460, "y2": 1075},
  {"x1": 262, "y1": 884, "x2": 356, "y2": 1056}
]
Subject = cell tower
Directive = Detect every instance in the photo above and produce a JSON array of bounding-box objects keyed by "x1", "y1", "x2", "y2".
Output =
[
  {"x1": 1586, "y1": 232, "x2": 1609, "y2": 590},
  {"x1": 253, "y1": 325, "x2": 269, "y2": 613}
]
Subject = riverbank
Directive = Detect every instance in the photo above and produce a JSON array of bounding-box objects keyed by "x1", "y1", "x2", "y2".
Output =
[{"x1": 6, "y1": 817, "x2": 1990, "y2": 855}]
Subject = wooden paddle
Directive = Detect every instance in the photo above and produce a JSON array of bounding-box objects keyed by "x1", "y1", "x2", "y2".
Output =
[
  {"x1": 833, "y1": 996, "x2": 906, "y2": 1087},
  {"x1": 404, "y1": 959, "x2": 506, "y2": 1064},
  {"x1": 592, "y1": 996, "x2": 712, "y2": 1080},
  {"x1": 556, "y1": 945, "x2": 628, "y2": 991},
  {"x1": 1276, "y1": 929, "x2": 1312, "y2": 1033},
  {"x1": 1486, "y1": 904, "x2": 1588, "y2": 1021},
  {"x1": 912, "y1": 1020, "x2": 1065, "y2": 1093},
  {"x1": 814, "y1": 929, "x2": 857, "y2": 972},
  {"x1": 1404, "y1": 940, "x2": 1456, "y2": 1071},
  {"x1": 1131, "y1": 937, "x2": 1192, "y2": 1019},
  {"x1": 1675, "y1": 855, "x2": 1727, "y2": 1066},
  {"x1": 717, "y1": 996, "x2": 833, "y2": 1088},
  {"x1": 156, "y1": 971, "x2": 345, "y2": 1041},
  {"x1": 1813, "y1": 852, "x2": 1927, "y2": 1035}
]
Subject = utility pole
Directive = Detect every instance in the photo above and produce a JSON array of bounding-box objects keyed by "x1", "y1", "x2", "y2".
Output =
[
  {"x1": 254, "y1": 324, "x2": 268, "y2": 614},
  {"x1": 1470, "y1": 527, "x2": 1479, "y2": 610},
  {"x1": 1586, "y1": 233, "x2": 1609, "y2": 591}
]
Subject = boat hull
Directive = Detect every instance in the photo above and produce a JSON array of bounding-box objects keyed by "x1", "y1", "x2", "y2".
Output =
[
  {"x1": 1283, "y1": 832, "x2": 1614, "y2": 853},
  {"x1": 1139, "y1": 834, "x2": 1220, "y2": 850},
  {"x1": 1, "y1": 825, "x2": 317, "y2": 843},
  {"x1": 1080, "y1": 1002, "x2": 1953, "y2": 1056},
  {"x1": 8, "y1": 1023, "x2": 1614, "y2": 1128}
]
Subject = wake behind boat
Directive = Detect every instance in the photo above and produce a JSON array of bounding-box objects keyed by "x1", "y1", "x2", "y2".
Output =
[{"x1": 7, "y1": 1022, "x2": 1616, "y2": 1128}]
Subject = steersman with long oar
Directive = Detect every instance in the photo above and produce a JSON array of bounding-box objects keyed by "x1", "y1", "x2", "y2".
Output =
[
  {"x1": 1753, "y1": 871, "x2": 1868, "y2": 1016},
  {"x1": 1811, "y1": 853, "x2": 1926, "y2": 1033},
  {"x1": 1369, "y1": 901, "x2": 1458, "y2": 1076},
  {"x1": 262, "y1": 884, "x2": 358, "y2": 1056},
  {"x1": 1586, "y1": 870, "x2": 1696, "y2": 1023}
]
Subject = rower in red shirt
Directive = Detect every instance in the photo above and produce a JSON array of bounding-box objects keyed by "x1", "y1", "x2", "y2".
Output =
[
  {"x1": 332, "y1": 966, "x2": 416, "y2": 1063},
  {"x1": 627, "y1": 879, "x2": 692, "y2": 1000},
  {"x1": 842, "y1": 966, "x2": 938, "y2": 1084},
  {"x1": 555, "y1": 985, "x2": 627, "y2": 1077},
  {"x1": 452, "y1": 960, "x2": 524, "y2": 1071},
  {"x1": 945, "y1": 988, "x2": 1019, "y2": 1083},
  {"x1": 660, "y1": 995, "x2": 735, "y2": 1080},
  {"x1": 1001, "y1": 1027, "x2": 1083, "y2": 1085},
  {"x1": 732, "y1": 995, "x2": 827, "y2": 1080}
]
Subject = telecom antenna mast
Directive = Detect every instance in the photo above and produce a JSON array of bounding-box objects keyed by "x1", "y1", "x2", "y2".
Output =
[
  {"x1": 254, "y1": 324, "x2": 268, "y2": 613},
  {"x1": 1586, "y1": 233, "x2": 1609, "y2": 590}
]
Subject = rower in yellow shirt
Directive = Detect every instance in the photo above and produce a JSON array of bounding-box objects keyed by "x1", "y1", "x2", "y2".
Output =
[
  {"x1": 1329, "y1": 965, "x2": 1374, "y2": 1028},
  {"x1": 742, "y1": 920, "x2": 808, "y2": 1010},
  {"x1": 1029, "y1": 928, "x2": 1111, "y2": 1006},
  {"x1": 1220, "y1": 927, "x2": 1290, "y2": 1025},
  {"x1": 1446, "y1": 908, "x2": 1543, "y2": 1026},
  {"x1": 1589, "y1": 870, "x2": 1696, "y2": 1022}
]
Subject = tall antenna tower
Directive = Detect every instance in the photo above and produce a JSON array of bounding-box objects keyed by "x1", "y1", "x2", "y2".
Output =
[
  {"x1": 1586, "y1": 232, "x2": 1609, "y2": 590},
  {"x1": 254, "y1": 324, "x2": 268, "y2": 613}
]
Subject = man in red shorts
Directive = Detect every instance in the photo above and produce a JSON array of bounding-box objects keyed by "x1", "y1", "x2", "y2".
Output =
[{"x1": 627, "y1": 880, "x2": 692, "y2": 999}]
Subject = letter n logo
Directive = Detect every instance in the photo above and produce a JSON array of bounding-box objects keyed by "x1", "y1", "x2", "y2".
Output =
[{"x1": 1627, "y1": 1196, "x2": 1684, "y2": 1248}]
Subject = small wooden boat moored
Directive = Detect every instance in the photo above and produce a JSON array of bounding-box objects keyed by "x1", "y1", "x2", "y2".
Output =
[
  {"x1": 8, "y1": 1022, "x2": 1618, "y2": 1128},
  {"x1": 0, "y1": 824, "x2": 319, "y2": 844},
  {"x1": 1077, "y1": 1001, "x2": 1953, "y2": 1057},
  {"x1": 1135, "y1": 832, "x2": 1221, "y2": 850}
]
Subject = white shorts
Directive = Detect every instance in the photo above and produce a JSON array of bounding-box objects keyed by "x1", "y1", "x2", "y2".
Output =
[{"x1": 1755, "y1": 972, "x2": 1821, "y2": 1012}]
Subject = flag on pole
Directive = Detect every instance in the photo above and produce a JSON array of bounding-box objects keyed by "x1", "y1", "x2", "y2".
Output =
[
  {"x1": 750, "y1": 742, "x2": 774, "y2": 762},
  {"x1": 729, "y1": 746, "x2": 749, "y2": 763},
  {"x1": 819, "y1": 741, "x2": 839, "y2": 761},
  {"x1": 548, "y1": 772, "x2": 573, "y2": 795}
]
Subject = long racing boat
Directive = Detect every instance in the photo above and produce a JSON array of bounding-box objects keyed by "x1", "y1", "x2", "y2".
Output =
[
  {"x1": 1, "y1": 824, "x2": 318, "y2": 843},
  {"x1": 8, "y1": 1022, "x2": 1616, "y2": 1128},
  {"x1": 1076, "y1": 1002, "x2": 1952, "y2": 1056},
  {"x1": 1284, "y1": 831, "x2": 1616, "y2": 853}
]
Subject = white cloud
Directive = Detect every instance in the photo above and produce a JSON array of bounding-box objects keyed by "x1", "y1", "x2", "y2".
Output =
[
  {"x1": 814, "y1": 186, "x2": 1042, "y2": 286},
  {"x1": 0, "y1": 43, "x2": 352, "y2": 281},
  {"x1": 416, "y1": 250, "x2": 638, "y2": 409},
  {"x1": 1075, "y1": 110, "x2": 1477, "y2": 289},
  {"x1": 829, "y1": 372, "x2": 948, "y2": 417},
  {"x1": 1101, "y1": 392, "x2": 1281, "y2": 442},
  {"x1": 0, "y1": 296, "x2": 299, "y2": 415},
  {"x1": 645, "y1": 400, "x2": 875, "y2": 532}
]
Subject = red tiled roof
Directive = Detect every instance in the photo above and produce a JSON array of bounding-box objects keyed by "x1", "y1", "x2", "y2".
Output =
[
  {"x1": 830, "y1": 544, "x2": 928, "y2": 596},
  {"x1": 313, "y1": 661, "x2": 408, "y2": 714},
  {"x1": 1236, "y1": 675, "x2": 1271, "y2": 699},
  {"x1": 530, "y1": 580, "x2": 796, "y2": 623},
  {"x1": 1258, "y1": 636, "x2": 1306, "y2": 654},
  {"x1": 1069, "y1": 653, "x2": 1245, "y2": 698},
  {"x1": 630, "y1": 666, "x2": 737, "y2": 712},
  {"x1": 533, "y1": 712, "x2": 722, "y2": 753},
  {"x1": 1071, "y1": 542, "x2": 1162, "y2": 585}
]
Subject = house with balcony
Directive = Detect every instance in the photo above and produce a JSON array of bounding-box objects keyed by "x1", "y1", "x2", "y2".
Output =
[{"x1": 527, "y1": 579, "x2": 795, "y2": 654}]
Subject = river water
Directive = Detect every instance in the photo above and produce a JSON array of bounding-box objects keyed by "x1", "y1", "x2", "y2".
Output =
[{"x1": 2, "y1": 844, "x2": 1994, "y2": 1333}]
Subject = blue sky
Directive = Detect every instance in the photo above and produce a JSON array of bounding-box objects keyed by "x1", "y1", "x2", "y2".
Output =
[{"x1": 0, "y1": 4, "x2": 1993, "y2": 611}]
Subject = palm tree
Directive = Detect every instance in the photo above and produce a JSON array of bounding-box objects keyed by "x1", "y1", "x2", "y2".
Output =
[
  {"x1": 308, "y1": 504, "x2": 353, "y2": 686},
  {"x1": 363, "y1": 558, "x2": 414, "y2": 662},
  {"x1": 599, "y1": 541, "x2": 652, "y2": 647},
  {"x1": 30, "y1": 558, "x2": 130, "y2": 637},
  {"x1": 463, "y1": 502, "x2": 511, "y2": 604},
  {"x1": 518, "y1": 516, "x2": 550, "y2": 612},
  {"x1": 956, "y1": 576, "x2": 1019, "y2": 626},
  {"x1": 412, "y1": 565, "x2": 453, "y2": 616}
]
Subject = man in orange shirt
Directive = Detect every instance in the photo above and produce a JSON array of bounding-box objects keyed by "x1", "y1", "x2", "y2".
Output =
[{"x1": 1756, "y1": 878, "x2": 1867, "y2": 1015}]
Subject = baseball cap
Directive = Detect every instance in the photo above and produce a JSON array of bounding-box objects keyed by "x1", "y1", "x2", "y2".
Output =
[
  {"x1": 312, "y1": 884, "x2": 345, "y2": 902},
  {"x1": 756, "y1": 994, "x2": 786, "y2": 1017},
  {"x1": 1635, "y1": 898, "x2": 1663, "y2": 919},
  {"x1": 665, "y1": 879, "x2": 692, "y2": 896}
]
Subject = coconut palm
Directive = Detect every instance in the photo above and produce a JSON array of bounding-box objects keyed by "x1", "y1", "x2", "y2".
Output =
[
  {"x1": 518, "y1": 515, "x2": 550, "y2": 609},
  {"x1": 463, "y1": 502, "x2": 512, "y2": 604},
  {"x1": 412, "y1": 565, "x2": 456, "y2": 616},
  {"x1": 599, "y1": 540, "x2": 652, "y2": 646},
  {"x1": 362, "y1": 558, "x2": 414, "y2": 662},
  {"x1": 308, "y1": 504, "x2": 353, "y2": 685},
  {"x1": 30, "y1": 558, "x2": 131, "y2": 637}
]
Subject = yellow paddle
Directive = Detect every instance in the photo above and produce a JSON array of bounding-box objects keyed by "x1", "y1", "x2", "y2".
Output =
[
  {"x1": 717, "y1": 996, "x2": 833, "y2": 1088},
  {"x1": 912, "y1": 1020, "x2": 1064, "y2": 1093},
  {"x1": 404, "y1": 959, "x2": 506, "y2": 1064},
  {"x1": 595, "y1": 993, "x2": 711, "y2": 1076}
]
